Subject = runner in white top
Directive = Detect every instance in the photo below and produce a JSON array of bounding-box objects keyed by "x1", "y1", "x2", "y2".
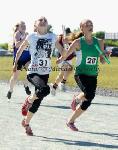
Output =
[
  {"x1": 13, "y1": 17, "x2": 66, "y2": 136},
  {"x1": 27, "y1": 32, "x2": 56, "y2": 75}
]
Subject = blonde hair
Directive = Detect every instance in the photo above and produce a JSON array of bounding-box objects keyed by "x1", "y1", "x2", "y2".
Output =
[
  {"x1": 34, "y1": 20, "x2": 37, "y2": 32},
  {"x1": 13, "y1": 21, "x2": 25, "y2": 34},
  {"x1": 13, "y1": 23, "x2": 19, "y2": 33},
  {"x1": 67, "y1": 31, "x2": 84, "y2": 42},
  {"x1": 80, "y1": 19, "x2": 92, "y2": 32}
]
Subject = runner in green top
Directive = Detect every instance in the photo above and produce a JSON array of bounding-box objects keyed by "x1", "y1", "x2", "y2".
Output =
[
  {"x1": 57, "y1": 19, "x2": 110, "y2": 131},
  {"x1": 75, "y1": 36, "x2": 100, "y2": 76}
]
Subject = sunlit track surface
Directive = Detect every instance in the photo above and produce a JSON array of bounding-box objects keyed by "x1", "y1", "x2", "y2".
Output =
[{"x1": 0, "y1": 83, "x2": 118, "y2": 150}]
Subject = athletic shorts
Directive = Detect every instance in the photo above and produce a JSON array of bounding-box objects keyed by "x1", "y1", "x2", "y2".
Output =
[
  {"x1": 13, "y1": 58, "x2": 31, "y2": 70},
  {"x1": 27, "y1": 73, "x2": 49, "y2": 91},
  {"x1": 74, "y1": 74, "x2": 97, "y2": 100}
]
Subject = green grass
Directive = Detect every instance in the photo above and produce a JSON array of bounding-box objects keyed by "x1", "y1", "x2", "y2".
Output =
[{"x1": 0, "y1": 56, "x2": 118, "y2": 89}]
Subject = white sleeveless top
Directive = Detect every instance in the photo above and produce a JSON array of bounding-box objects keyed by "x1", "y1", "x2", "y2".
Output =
[{"x1": 27, "y1": 32, "x2": 57, "y2": 75}]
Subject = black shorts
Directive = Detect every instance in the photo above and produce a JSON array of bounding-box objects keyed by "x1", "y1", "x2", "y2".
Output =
[
  {"x1": 27, "y1": 73, "x2": 49, "y2": 91},
  {"x1": 74, "y1": 74, "x2": 97, "y2": 100},
  {"x1": 13, "y1": 58, "x2": 31, "y2": 70}
]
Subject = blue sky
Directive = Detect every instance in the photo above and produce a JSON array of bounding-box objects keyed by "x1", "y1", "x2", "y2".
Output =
[{"x1": 0, "y1": 0, "x2": 118, "y2": 43}]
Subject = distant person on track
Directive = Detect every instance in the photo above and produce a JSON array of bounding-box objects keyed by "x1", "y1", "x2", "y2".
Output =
[
  {"x1": 50, "y1": 29, "x2": 84, "y2": 96},
  {"x1": 50, "y1": 27, "x2": 75, "y2": 95},
  {"x1": 7, "y1": 21, "x2": 31, "y2": 100},
  {"x1": 13, "y1": 17, "x2": 66, "y2": 136}
]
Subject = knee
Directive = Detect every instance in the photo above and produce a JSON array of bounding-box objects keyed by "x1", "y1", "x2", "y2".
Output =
[
  {"x1": 29, "y1": 85, "x2": 50, "y2": 113},
  {"x1": 80, "y1": 92, "x2": 95, "y2": 110},
  {"x1": 85, "y1": 93, "x2": 95, "y2": 101},
  {"x1": 29, "y1": 98, "x2": 42, "y2": 113},
  {"x1": 42, "y1": 85, "x2": 50, "y2": 97},
  {"x1": 35, "y1": 85, "x2": 50, "y2": 98},
  {"x1": 80, "y1": 99, "x2": 92, "y2": 110}
]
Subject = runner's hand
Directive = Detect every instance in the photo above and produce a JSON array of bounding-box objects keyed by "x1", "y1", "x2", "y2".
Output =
[{"x1": 100, "y1": 55, "x2": 105, "y2": 64}]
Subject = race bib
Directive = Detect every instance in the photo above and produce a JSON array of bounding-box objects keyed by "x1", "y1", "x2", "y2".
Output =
[
  {"x1": 38, "y1": 58, "x2": 49, "y2": 67},
  {"x1": 86, "y1": 57, "x2": 97, "y2": 65}
]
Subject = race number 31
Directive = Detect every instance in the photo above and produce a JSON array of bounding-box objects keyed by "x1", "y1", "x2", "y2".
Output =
[
  {"x1": 86, "y1": 57, "x2": 97, "y2": 65},
  {"x1": 38, "y1": 58, "x2": 48, "y2": 67}
]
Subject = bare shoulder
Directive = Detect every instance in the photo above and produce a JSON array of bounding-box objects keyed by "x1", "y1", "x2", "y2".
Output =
[
  {"x1": 96, "y1": 38, "x2": 104, "y2": 44},
  {"x1": 96, "y1": 38, "x2": 104, "y2": 50},
  {"x1": 70, "y1": 38, "x2": 80, "y2": 49}
]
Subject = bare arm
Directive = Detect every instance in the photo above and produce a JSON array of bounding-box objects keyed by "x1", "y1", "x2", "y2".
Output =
[
  {"x1": 98, "y1": 39, "x2": 104, "y2": 52},
  {"x1": 98, "y1": 39, "x2": 106, "y2": 64},
  {"x1": 13, "y1": 40, "x2": 29, "y2": 71},
  {"x1": 14, "y1": 32, "x2": 28, "y2": 48},
  {"x1": 56, "y1": 39, "x2": 80, "y2": 63},
  {"x1": 55, "y1": 40, "x2": 66, "y2": 57},
  {"x1": 66, "y1": 39, "x2": 80, "y2": 58}
]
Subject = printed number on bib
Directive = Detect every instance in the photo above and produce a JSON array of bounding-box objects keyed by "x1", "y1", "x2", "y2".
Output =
[
  {"x1": 38, "y1": 58, "x2": 49, "y2": 67},
  {"x1": 86, "y1": 57, "x2": 97, "y2": 65}
]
